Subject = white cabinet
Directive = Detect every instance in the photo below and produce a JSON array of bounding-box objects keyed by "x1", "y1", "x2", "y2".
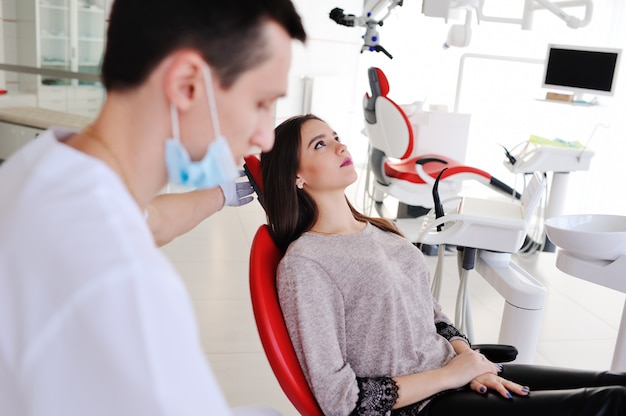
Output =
[
  {"x1": 39, "y1": 0, "x2": 73, "y2": 78},
  {"x1": 0, "y1": 121, "x2": 43, "y2": 161},
  {"x1": 16, "y1": 0, "x2": 107, "y2": 116},
  {"x1": 37, "y1": 85, "x2": 68, "y2": 110},
  {"x1": 75, "y1": 1, "x2": 106, "y2": 76},
  {"x1": 37, "y1": 85, "x2": 105, "y2": 117},
  {"x1": 66, "y1": 84, "x2": 104, "y2": 117}
]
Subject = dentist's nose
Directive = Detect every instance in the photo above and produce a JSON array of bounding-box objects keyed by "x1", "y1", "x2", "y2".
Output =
[
  {"x1": 252, "y1": 117, "x2": 275, "y2": 152},
  {"x1": 255, "y1": 130, "x2": 275, "y2": 152}
]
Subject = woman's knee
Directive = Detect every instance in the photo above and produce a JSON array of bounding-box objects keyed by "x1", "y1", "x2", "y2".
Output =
[{"x1": 581, "y1": 385, "x2": 626, "y2": 415}]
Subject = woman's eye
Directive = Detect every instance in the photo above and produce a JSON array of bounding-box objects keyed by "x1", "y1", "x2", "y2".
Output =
[
  {"x1": 335, "y1": 136, "x2": 341, "y2": 142},
  {"x1": 315, "y1": 140, "x2": 328, "y2": 149}
]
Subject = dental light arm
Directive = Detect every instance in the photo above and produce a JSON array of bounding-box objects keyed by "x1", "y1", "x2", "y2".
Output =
[
  {"x1": 472, "y1": 0, "x2": 594, "y2": 30},
  {"x1": 426, "y1": 0, "x2": 593, "y2": 28},
  {"x1": 424, "y1": 0, "x2": 594, "y2": 48},
  {"x1": 521, "y1": 0, "x2": 593, "y2": 29},
  {"x1": 329, "y1": 0, "x2": 403, "y2": 59}
]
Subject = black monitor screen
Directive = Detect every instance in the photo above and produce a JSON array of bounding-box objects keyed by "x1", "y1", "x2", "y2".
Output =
[{"x1": 543, "y1": 46, "x2": 621, "y2": 96}]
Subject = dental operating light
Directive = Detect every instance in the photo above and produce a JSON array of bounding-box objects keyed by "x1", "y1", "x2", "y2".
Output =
[{"x1": 329, "y1": 0, "x2": 403, "y2": 59}]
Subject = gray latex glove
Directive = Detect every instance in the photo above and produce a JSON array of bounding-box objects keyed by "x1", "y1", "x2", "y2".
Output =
[{"x1": 219, "y1": 170, "x2": 255, "y2": 208}]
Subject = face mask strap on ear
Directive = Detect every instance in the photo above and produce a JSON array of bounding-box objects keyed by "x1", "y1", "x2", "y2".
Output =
[
  {"x1": 202, "y1": 65, "x2": 222, "y2": 139},
  {"x1": 170, "y1": 103, "x2": 181, "y2": 142}
]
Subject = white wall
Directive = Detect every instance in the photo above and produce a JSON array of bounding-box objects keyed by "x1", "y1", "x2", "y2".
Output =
[
  {"x1": 280, "y1": 0, "x2": 626, "y2": 216},
  {"x1": 2, "y1": 0, "x2": 623, "y2": 215}
]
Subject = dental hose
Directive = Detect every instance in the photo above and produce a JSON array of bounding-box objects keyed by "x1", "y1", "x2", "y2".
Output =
[
  {"x1": 456, "y1": 247, "x2": 476, "y2": 343},
  {"x1": 430, "y1": 169, "x2": 447, "y2": 301}
]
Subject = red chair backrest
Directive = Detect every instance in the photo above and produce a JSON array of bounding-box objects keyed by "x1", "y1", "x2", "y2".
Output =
[{"x1": 249, "y1": 225, "x2": 324, "y2": 416}]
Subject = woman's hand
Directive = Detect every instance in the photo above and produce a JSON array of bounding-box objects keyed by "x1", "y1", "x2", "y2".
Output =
[
  {"x1": 392, "y1": 349, "x2": 503, "y2": 408},
  {"x1": 470, "y1": 373, "x2": 530, "y2": 399},
  {"x1": 441, "y1": 349, "x2": 501, "y2": 389}
]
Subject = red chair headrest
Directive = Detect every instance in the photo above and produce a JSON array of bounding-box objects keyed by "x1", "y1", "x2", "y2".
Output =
[
  {"x1": 243, "y1": 154, "x2": 265, "y2": 209},
  {"x1": 369, "y1": 67, "x2": 390, "y2": 98},
  {"x1": 365, "y1": 67, "x2": 391, "y2": 124}
]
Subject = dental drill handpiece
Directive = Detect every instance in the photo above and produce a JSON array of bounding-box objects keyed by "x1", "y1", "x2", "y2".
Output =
[{"x1": 432, "y1": 168, "x2": 447, "y2": 232}]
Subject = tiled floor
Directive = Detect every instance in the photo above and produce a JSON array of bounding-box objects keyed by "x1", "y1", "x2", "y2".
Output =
[{"x1": 160, "y1": 185, "x2": 625, "y2": 416}]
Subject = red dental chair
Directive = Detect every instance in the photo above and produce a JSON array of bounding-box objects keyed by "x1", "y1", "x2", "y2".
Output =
[
  {"x1": 362, "y1": 67, "x2": 519, "y2": 220},
  {"x1": 249, "y1": 224, "x2": 324, "y2": 416},
  {"x1": 245, "y1": 153, "x2": 323, "y2": 415},
  {"x1": 244, "y1": 154, "x2": 517, "y2": 416}
]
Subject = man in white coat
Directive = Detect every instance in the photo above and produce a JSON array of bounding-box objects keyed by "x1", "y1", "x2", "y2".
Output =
[{"x1": 0, "y1": 0, "x2": 305, "y2": 415}]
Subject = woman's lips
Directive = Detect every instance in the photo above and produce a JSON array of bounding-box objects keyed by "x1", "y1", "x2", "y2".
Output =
[{"x1": 340, "y1": 158, "x2": 353, "y2": 167}]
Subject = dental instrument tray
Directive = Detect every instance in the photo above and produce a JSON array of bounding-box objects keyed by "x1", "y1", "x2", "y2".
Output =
[
  {"x1": 504, "y1": 136, "x2": 594, "y2": 174},
  {"x1": 419, "y1": 173, "x2": 545, "y2": 253},
  {"x1": 419, "y1": 197, "x2": 527, "y2": 253}
]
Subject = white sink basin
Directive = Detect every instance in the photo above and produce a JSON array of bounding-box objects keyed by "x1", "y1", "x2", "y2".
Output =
[{"x1": 545, "y1": 214, "x2": 626, "y2": 261}]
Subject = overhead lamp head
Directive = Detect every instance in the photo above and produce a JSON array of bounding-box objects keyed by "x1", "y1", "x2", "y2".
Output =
[
  {"x1": 442, "y1": 8, "x2": 474, "y2": 49},
  {"x1": 443, "y1": 20, "x2": 472, "y2": 48}
]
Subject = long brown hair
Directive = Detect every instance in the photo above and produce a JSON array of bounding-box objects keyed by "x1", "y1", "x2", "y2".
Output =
[{"x1": 261, "y1": 114, "x2": 402, "y2": 252}]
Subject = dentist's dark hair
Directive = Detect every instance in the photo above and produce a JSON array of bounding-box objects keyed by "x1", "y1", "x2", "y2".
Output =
[
  {"x1": 261, "y1": 114, "x2": 402, "y2": 253},
  {"x1": 101, "y1": 0, "x2": 306, "y2": 91}
]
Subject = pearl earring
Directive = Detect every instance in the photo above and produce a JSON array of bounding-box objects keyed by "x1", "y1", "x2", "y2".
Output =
[{"x1": 297, "y1": 182, "x2": 303, "y2": 189}]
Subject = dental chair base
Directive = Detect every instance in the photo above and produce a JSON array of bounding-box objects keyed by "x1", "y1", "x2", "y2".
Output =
[{"x1": 476, "y1": 251, "x2": 546, "y2": 364}]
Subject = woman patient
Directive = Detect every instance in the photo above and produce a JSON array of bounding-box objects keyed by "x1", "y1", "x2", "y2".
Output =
[{"x1": 260, "y1": 114, "x2": 626, "y2": 416}]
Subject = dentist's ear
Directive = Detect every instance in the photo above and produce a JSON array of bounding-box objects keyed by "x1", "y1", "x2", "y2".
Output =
[{"x1": 162, "y1": 50, "x2": 206, "y2": 111}]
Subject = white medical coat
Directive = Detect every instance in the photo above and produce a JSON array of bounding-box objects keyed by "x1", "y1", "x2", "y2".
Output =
[{"x1": 0, "y1": 129, "x2": 232, "y2": 415}]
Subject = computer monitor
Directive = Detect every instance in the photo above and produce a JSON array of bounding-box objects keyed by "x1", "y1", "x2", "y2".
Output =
[{"x1": 542, "y1": 44, "x2": 621, "y2": 97}]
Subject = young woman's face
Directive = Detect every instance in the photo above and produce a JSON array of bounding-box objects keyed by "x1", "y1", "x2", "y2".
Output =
[{"x1": 296, "y1": 119, "x2": 358, "y2": 193}]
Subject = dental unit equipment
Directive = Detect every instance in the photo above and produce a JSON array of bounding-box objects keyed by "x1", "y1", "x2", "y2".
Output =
[
  {"x1": 418, "y1": 171, "x2": 547, "y2": 364},
  {"x1": 503, "y1": 134, "x2": 595, "y2": 251}
]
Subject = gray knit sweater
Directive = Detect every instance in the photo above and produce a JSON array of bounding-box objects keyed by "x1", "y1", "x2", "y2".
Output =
[{"x1": 277, "y1": 222, "x2": 467, "y2": 416}]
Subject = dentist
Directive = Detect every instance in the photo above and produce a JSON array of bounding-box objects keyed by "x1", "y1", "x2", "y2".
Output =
[{"x1": 0, "y1": 1, "x2": 305, "y2": 415}]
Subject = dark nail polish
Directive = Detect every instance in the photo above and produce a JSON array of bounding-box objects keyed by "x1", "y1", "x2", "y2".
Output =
[
  {"x1": 480, "y1": 386, "x2": 487, "y2": 393},
  {"x1": 506, "y1": 392, "x2": 513, "y2": 399},
  {"x1": 521, "y1": 387, "x2": 530, "y2": 394}
]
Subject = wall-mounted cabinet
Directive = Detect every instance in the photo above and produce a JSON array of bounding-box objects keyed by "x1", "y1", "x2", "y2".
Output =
[{"x1": 16, "y1": 0, "x2": 106, "y2": 116}]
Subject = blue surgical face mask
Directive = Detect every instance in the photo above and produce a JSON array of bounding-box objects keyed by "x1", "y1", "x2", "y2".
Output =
[{"x1": 165, "y1": 65, "x2": 239, "y2": 189}]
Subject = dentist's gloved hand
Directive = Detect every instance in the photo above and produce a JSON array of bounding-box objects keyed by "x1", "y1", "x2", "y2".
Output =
[{"x1": 219, "y1": 170, "x2": 255, "y2": 208}]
